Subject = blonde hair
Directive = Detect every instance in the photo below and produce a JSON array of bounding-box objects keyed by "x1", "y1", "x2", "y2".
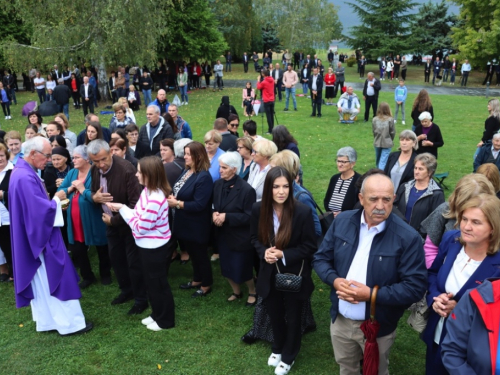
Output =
[
  {"x1": 458, "y1": 194, "x2": 500, "y2": 255},
  {"x1": 204, "y1": 130, "x2": 222, "y2": 144},
  {"x1": 444, "y1": 174, "x2": 495, "y2": 220},
  {"x1": 253, "y1": 139, "x2": 278, "y2": 159},
  {"x1": 476, "y1": 163, "x2": 500, "y2": 192},
  {"x1": 269, "y1": 150, "x2": 300, "y2": 180}
]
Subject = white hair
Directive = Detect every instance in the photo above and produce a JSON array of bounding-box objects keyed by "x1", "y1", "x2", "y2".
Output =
[
  {"x1": 218, "y1": 151, "x2": 242, "y2": 172},
  {"x1": 418, "y1": 111, "x2": 433, "y2": 121},
  {"x1": 87, "y1": 139, "x2": 110, "y2": 155},
  {"x1": 147, "y1": 105, "x2": 160, "y2": 114},
  {"x1": 173, "y1": 138, "x2": 192, "y2": 158},
  {"x1": 24, "y1": 137, "x2": 49, "y2": 155},
  {"x1": 493, "y1": 133, "x2": 500, "y2": 141},
  {"x1": 58, "y1": 78, "x2": 64, "y2": 84},
  {"x1": 73, "y1": 145, "x2": 89, "y2": 160}
]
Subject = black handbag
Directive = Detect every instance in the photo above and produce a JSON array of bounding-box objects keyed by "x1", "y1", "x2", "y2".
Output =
[
  {"x1": 275, "y1": 260, "x2": 304, "y2": 293},
  {"x1": 295, "y1": 191, "x2": 334, "y2": 235}
]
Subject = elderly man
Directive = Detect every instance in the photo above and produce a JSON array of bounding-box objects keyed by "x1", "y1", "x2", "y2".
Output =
[
  {"x1": 167, "y1": 104, "x2": 192, "y2": 139},
  {"x1": 308, "y1": 67, "x2": 323, "y2": 118},
  {"x1": 79, "y1": 76, "x2": 95, "y2": 117},
  {"x1": 334, "y1": 62, "x2": 345, "y2": 97},
  {"x1": 337, "y1": 86, "x2": 361, "y2": 122},
  {"x1": 150, "y1": 89, "x2": 169, "y2": 115},
  {"x1": 135, "y1": 105, "x2": 174, "y2": 159},
  {"x1": 88, "y1": 139, "x2": 147, "y2": 315},
  {"x1": 53, "y1": 78, "x2": 71, "y2": 120},
  {"x1": 313, "y1": 173, "x2": 426, "y2": 375},
  {"x1": 214, "y1": 117, "x2": 237, "y2": 152},
  {"x1": 362, "y1": 72, "x2": 381, "y2": 122},
  {"x1": 473, "y1": 133, "x2": 500, "y2": 172},
  {"x1": 9, "y1": 137, "x2": 92, "y2": 335},
  {"x1": 283, "y1": 64, "x2": 298, "y2": 111}
]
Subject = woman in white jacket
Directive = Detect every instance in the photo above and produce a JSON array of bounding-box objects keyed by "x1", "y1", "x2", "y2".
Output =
[{"x1": 107, "y1": 156, "x2": 175, "y2": 332}]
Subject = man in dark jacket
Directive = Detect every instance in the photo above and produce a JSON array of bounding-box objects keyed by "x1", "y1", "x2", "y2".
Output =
[
  {"x1": 135, "y1": 105, "x2": 174, "y2": 159},
  {"x1": 271, "y1": 63, "x2": 284, "y2": 102},
  {"x1": 79, "y1": 76, "x2": 95, "y2": 117},
  {"x1": 53, "y1": 79, "x2": 71, "y2": 120},
  {"x1": 473, "y1": 134, "x2": 500, "y2": 172},
  {"x1": 313, "y1": 173, "x2": 426, "y2": 375},
  {"x1": 362, "y1": 72, "x2": 382, "y2": 122},
  {"x1": 214, "y1": 117, "x2": 237, "y2": 152},
  {"x1": 308, "y1": 67, "x2": 324, "y2": 118}
]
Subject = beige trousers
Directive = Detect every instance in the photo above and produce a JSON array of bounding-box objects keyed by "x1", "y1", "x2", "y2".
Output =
[{"x1": 330, "y1": 314, "x2": 396, "y2": 375}]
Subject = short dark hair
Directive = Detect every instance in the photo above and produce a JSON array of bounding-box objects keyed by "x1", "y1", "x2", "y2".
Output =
[
  {"x1": 213, "y1": 118, "x2": 228, "y2": 131},
  {"x1": 243, "y1": 120, "x2": 257, "y2": 136},
  {"x1": 262, "y1": 69, "x2": 270, "y2": 77}
]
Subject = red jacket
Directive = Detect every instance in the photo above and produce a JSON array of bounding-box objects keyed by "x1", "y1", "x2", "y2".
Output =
[
  {"x1": 256, "y1": 76, "x2": 275, "y2": 103},
  {"x1": 324, "y1": 73, "x2": 336, "y2": 86}
]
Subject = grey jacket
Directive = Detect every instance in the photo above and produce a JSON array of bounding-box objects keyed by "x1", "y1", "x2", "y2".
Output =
[
  {"x1": 334, "y1": 66, "x2": 345, "y2": 82},
  {"x1": 420, "y1": 202, "x2": 456, "y2": 246},
  {"x1": 372, "y1": 116, "x2": 395, "y2": 148}
]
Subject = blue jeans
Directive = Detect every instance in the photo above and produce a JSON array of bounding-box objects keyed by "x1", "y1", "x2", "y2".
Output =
[
  {"x1": 58, "y1": 103, "x2": 69, "y2": 120},
  {"x1": 450, "y1": 70, "x2": 456, "y2": 83},
  {"x1": 375, "y1": 147, "x2": 391, "y2": 170},
  {"x1": 302, "y1": 83, "x2": 308, "y2": 95},
  {"x1": 9, "y1": 88, "x2": 16, "y2": 104},
  {"x1": 143, "y1": 89, "x2": 152, "y2": 106},
  {"x1": 285, "y1": 87, "x2": 297, "y2": 109},
  {"x1": 37, "y1": 89, "x2": 45, "y2": 103},
  {"x1": 395, "y1": 102, "x2": 405, "y2": 122},
  {"x1": 443, "y1": 69, "x2": 449, "y2": 82},
  {"x1": 179, "y1": 85, "x2": 188, "y2": 103},
  {"x1": 225, "y1": 62, "x2": 231, "y2": 72}
]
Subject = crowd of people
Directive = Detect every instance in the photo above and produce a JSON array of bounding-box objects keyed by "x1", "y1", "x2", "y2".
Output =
[{"x1": 2, "y1": 54, "x2": 500, "y2": 374}]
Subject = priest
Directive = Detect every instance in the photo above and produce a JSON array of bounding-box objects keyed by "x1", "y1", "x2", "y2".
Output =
[{"x1": 9, "y1": 137, "x2": 92, "y2": 335}]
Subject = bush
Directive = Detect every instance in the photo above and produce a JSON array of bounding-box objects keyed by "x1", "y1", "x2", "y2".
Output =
[{"x1": 346, "y1": 56, "x2": 357, "y2": 67}]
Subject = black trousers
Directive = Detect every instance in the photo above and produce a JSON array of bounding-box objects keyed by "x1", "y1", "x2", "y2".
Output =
[
  {"x1": 204, "y1": 74, "x2": 210, "y2": 87},
  {"x1": 0, "y1": 225, "x2": 12, "y2": 268},
  {"x1": 394, "y1": 66, "x2": 400, "y2": 78},
  {"x1": 82, "y1": 99, "x2": 94, "y2": 117},
  {"x1": 72, "y1": 91, "x2": 80, "y2": 107},
  {"x1": 359, "y1": 66, "x2": 365, "y2": 78},
  {"x1": 264, "y1": 101, "x2": 275, "y2": 133},
  {"x1": 1, "y1": 102, "x2": 10, "y2": 116},
  {"x1": 274, "y1": 82, "x2": 282, "y2": 101},
  {"x1": 139, "y1": 243, "x2": 175, "y2": 329},
  {"x1": 461, "y1": 72, "x2": 469, "y2": 86},
  {"x1": 334, "y1": 81, "x2": 344, "y2": 97},
  {"x1": 243, "y1": 62, "x2": 248, "y2": 73},
  {"x1": 311, "y1": 99, "x2": 321, "y2": 116},
  {"x1": 264, "y1": 285, "x2": 305, "y2": 365},
  {"x1": 483, "y1": 71, "x2": 495, "y2": 85},
  {"x1": 179, "y1": 239, "x2": 212, "y2": 287},
  {"x1": 365, "y1": 95, "x2": 377, "y2": 121},
  {"x1": 424, "y1": 72, "x2": 430, "y2": 83},
  {"x1": 107, "y1": 226, "x2": 147, "y2": 303},
  {"x1": 70, "y1": 241, "x2": 111, "y2": 281},
  {"x1": 402, "y1": 69, "x2": 407, "y2": 80}
]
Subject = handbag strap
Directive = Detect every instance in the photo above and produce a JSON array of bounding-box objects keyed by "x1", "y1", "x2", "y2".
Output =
[
  {"x1": 275, "y1": 259, "x2": 304, "y2": 276},
  {"x1": 294, "y1": 190, "x2": 325, "y2": 216},
  {"x1": 370, "y1": 285, "x2": 379, "y2": 322}
]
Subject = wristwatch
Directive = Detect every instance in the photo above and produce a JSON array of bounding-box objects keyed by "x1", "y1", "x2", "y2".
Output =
[{"x1": 176, "y1": 200, "x2": 181, "y2": 210}]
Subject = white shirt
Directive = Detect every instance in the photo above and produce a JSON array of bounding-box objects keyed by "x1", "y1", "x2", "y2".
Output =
[
  {"x1": 274, "y1": 69, "x2": 279, "y2": 80},
  {"x1": 339, "y1": 212, "x2": 387, "y2": 321},
  {"x1": 311, "y1": 75, "x2": 318, "y2": 91},
  {"x1": 46, "y1": 81, "x2": 56, "y2": 91},
  {"x1": 0, "y1": 162, "x2": 14, "y2": 225},
  {"x1": 34, "y1": 77, "x2": 45, "y2": 89},
  {"x1": 366, "y1": 79, "x2": 375, "y2": 96},
  {"x1": 84, "y1": 84, "x2": 89, "y2": 98},
  {"x1": 492, "y1": 146, "x2": 500, "y2": 160}
]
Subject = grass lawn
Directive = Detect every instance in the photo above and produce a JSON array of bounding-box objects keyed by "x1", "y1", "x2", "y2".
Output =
[{"x1": 0, "y1": 86, "x2": 489, "y2": 374}]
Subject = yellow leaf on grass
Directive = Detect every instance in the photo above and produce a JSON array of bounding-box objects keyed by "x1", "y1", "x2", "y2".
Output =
[
  {"x1": 19, "y1": 324, "x2": 24, "y2": 327},
  {"x1": 157, "y1": 364, "x2": 162, "y2": 370}
]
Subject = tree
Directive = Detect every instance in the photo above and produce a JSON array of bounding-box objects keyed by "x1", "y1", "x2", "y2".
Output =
[
  {"x1": 261, "y1": 25, "x2": 281, "y2": 54},
  {"x1": 451, "y1": 0, "x2": 500, "y2": 66},
  {"x1": 209, "y1": 0, "x2": 259, "y2": 59},
  {"x1": 409, "y1": 1, "x2": 456, "y2": 56},
  {"x1": 0, "y1": 0, "x2": 172, "y2": 100},
  {"x1": 346, "y1": 0, "x2": 417, "y2": 59},
  {"x1": 161, "y1": 0, "x2": 228, "y2": 62},
  {"x1": 253, "y1": 0, "x2": 342, "y2": 51},
  {"x1": 0, "y1": 9, "x2": 31, "y2": 69}
]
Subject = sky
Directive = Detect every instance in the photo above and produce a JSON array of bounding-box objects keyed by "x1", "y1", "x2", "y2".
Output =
[{"x1": 332, "y1": 0, "x2": 460, "y2": 39}]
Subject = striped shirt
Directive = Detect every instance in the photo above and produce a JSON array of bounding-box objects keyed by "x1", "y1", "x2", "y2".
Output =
[
  {"x1": 328, "y1": 176, "x2": 354, "y2": 212},
  {"x1": 119, "y1": 188, "x2": 171, "y2": 249}
]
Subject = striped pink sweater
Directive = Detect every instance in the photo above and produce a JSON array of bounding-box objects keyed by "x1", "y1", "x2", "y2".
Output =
[{"x1": 119, "y1": 188, "x2": 171, "y2": 248}]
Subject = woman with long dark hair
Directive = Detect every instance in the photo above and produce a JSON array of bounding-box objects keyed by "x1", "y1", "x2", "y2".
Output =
[
  {"x1": 250, "y1": 166, "x2": 317, "y2": 375},
  {"x1": 411, "y1": 89, "x2": 434, "y2": 131},
  {"x1": 272, "y1": 125, "x2": 299, "y2": 157}
]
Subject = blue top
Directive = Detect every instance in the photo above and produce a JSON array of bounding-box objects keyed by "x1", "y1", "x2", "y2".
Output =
[
  {"x1": 11, "y1": 152, "x2": 24, "y2": 165},
  {"x1": 405, "y1": 186, "x2": 426, "y2": 222},
  {"x1": 293, "y1": 182, "x2": 322, "y2": 237},
  {"x1": 58, "y1": 168, "x2": 108, "y2": 246},
  {"x1": 208, "y1": 147, "x2": 225, "y2": 182},
  {"x1": 0, "y1": 89, "x2": 9, "y2": 103},
  {"x1": 89, "y1": 76, "x2": 97, "y2": 88},
  {"x1": 176, "y1": 116, "x2": 192, "y2": 139},
  {"x1": 394, "y1": 85, "x2": 407, "y2": 102},
  {"x1": 239, "y1": 160, "x2": 254, "y2": 181}
]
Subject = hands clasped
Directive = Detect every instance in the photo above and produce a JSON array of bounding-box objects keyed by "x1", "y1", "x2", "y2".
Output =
[
  {"x1": 333, "y1": 278, "x2": 371, "y2": 304},
  {"x1": 265, "y1": 246, "x2": 283, "y2": 264},
  {"x1": 432, "y1": 293, "x2": 456, "y2": 318}
]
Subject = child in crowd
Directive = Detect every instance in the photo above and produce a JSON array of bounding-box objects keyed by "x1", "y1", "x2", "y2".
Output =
[{"x1": 394, "y1": 79, "x2": 407, "y2": 125}]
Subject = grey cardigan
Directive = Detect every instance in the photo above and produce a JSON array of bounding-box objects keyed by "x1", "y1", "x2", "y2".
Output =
[
  {"x1": 420, "y1": 202, "x2": 456, "y2": 246},
  {"x1": 372, "y1": 116, "x2": 395, "y2": 148}
]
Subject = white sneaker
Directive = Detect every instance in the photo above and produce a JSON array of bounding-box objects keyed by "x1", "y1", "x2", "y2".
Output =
[
  {"x1": 141, "y1": 316, "x2": 155, "y2": 326},
  {"x1": 268, "y1": 353, "x2": 282, "y2": 367},
  {"x1": 184, "y1": 102, "x2": 188, "y2": 106},
  {"x1": 402, "y1": 121, "x2": 406, "y2": 125},
  {"x1": 179, "y1": 102, "x2": 183, "y2": 106},
  {"x1": 8, "y1": 116, "x2": 11, "y2": 119},
  {"x1": 146, "y1": 321, "x2": 164, "y2": 331},
  {"x1": 394, "y1": 120, "x2": 397, "y2": 124},
  {"x1": 275, "y1": 361, "x2": 294, "y2": 375}
]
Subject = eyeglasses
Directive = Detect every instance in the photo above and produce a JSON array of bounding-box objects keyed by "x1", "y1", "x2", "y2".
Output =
[
  {"x1": 35, "y1": 150, "x2": 52, "y2": 159},
  {"x1": 336, "y1": 159, "x2": 350, "y2": 165},
  {"x1": 230, "y1": 123, "x2": 239, "y2": 128},
  {"x1": 236, "y1": 146, "x2": 246, "y2": 150},
  {"x1": 251, "y1": 149, "x2": 259, "y2": 154}
]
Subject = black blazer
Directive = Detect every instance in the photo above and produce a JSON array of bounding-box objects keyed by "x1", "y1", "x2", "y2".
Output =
[
  {"x1": 362, "y1": 78, "x2": 382, "y2": 98},
  {"x1": 384, "y1": 150, "x2": 417, "y2": 191},
  {"x1": 300, "y1": 68, "x2": 310, "y2": 83},
  {"x1": 414, "y1": 123, "x2": 444, "y2": 159},
  {"x1": 79, "y1": 83, "x2": 95, "y2": 100},
  {"x1": 271, "y1": 69, "x2": 284, "y2": 83},
  {"x1": 250, "y1": 201, "x2": 317, "y2": 300},
  {"x1": 308, "y1": 74, "x2": 324, "y2": 102},
  {"x1": 213, "y1": 176, "x2": 256, "y2": 252},
  {"x1": 323, "y1": 172, "x2": 361, "y2": 212},
  {"x1": 172, "y1": 170, "x2": 213, "y2": 244}
]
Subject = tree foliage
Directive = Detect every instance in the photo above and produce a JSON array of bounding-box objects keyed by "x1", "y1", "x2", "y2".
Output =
[
  {"x1": 161, "y1": 0, "x2": 228, "y2": 62},
  {"x1": 253, "y1": 0, "x2": 342, "y2": 51},
  {"x1": 409, "y1": 1, "x2": 456, "y2": 56},
  {"x1": 261, "y1": 26, "x2": 281, "y2": 54},
  {"x1": 451, "y1": 0, "x2": 500, "y2": 66},
  {"x1": 209, "y1": 0, "x2": 259, "y2": 59},
  {"x1": 346, "y1": 0, "x2": 417, "y2": 58}
]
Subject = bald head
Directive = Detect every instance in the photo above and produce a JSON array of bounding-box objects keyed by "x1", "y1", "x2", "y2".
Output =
[
  {"x1": 157, "y1": 89, "x2": 166, "y2": 102},
  {"x1": 359, "y1": 174, "x2": 394, "y2": 228}
]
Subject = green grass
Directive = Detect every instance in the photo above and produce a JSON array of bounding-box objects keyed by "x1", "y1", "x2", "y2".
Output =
[{"x1": 0, "y1": 86, "x2": 488, "y2": 374}]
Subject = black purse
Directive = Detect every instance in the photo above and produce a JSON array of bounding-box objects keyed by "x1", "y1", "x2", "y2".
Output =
[
  {"x1": 295, "y1": 191, "x2": 334, "y2": 235},
  {"x1": 274, "y1": 260, "x2": 304, "y2": 293}
]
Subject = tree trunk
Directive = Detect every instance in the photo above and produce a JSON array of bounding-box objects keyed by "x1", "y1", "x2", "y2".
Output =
[{"x1": 97, "y1": 57, "x2": 108, "y2": 102}]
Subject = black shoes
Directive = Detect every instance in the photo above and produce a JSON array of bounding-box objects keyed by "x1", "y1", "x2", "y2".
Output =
[
  {"x1": 241, "y1": 333, "x2": 256, "y2": 344},
  {"x1": 127, "y1": 303, "x2": 148, "y2": 315},
  {"x1": 284, "y1": 108, "x2": 288, "y2": 111},
  {"x1": 79, "y1": 278, "x2": 96, "y2": 289},
  {"x1": 192, "y1": 288, "x2": 211, "y2": 298},
  {"x1": 246, "y1": 293, "x2": 257, "y2": 307},
  {"x1": 60, "y1": 322, "x2": 93, "y2": 336},
  {"x1": 111, "y1": 293, "x2": 133, "y2": 305},
  {"x1": 180, "y1": 281, "x2": 201, "y2": 290}
]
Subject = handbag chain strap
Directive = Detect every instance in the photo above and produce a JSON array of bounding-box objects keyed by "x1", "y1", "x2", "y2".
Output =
[{"x1": 275, "y1": 259, "x2": 304, "y2": 276}]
